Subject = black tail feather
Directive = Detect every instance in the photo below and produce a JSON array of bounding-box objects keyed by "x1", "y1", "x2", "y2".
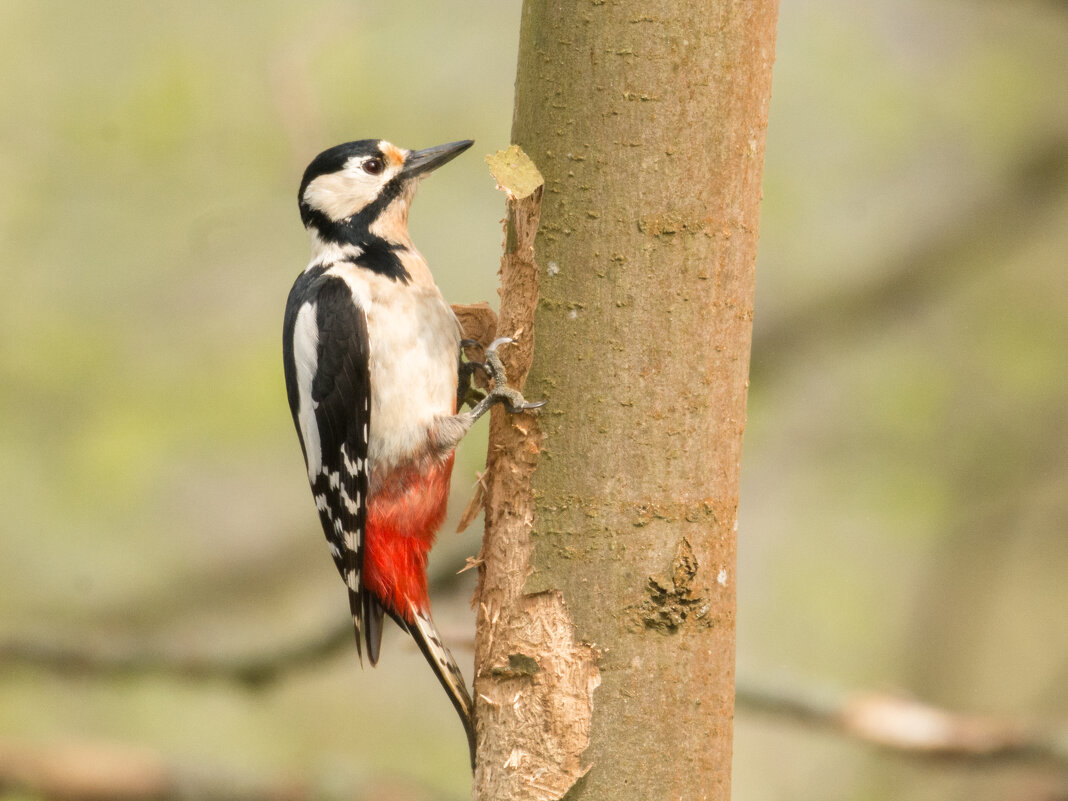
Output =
[{"x1": 364, "y1": 594, "x2": 386, "y2": 666}]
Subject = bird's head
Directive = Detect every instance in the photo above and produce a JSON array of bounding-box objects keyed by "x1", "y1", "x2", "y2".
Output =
[{"x1": 298, "y1": 138, "x2": 473, "y2": 247}]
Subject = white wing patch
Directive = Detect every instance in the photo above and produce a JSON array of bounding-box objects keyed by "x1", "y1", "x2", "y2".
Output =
[{"x1": 292, "y1": 302, "x2": 322, "y2": 481}]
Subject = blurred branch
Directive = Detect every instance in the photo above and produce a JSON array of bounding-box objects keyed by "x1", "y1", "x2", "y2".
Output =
[
  {"x1": 739, "y1": 680, "x2": 1068, "y2": 770},
  {"x1": 3, "y1": 632, "x2": 1067, "y2": 771},
  {"x1": 0, "y1": 739, "x2": 310, "y2": 801},
  {"x1": 752, "y1": 135, "x2": 1068, "y2": 380},
  {"x1": 0, "y1": 625, "x2": 354, "y2": 688},
  {"x1": 0, "y1": 738, "x2": 450, "y2": 801}
]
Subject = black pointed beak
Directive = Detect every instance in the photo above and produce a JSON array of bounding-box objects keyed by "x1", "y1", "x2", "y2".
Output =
[{"x1": 401, "y1": 140, "x2": 474, "y2": 178}]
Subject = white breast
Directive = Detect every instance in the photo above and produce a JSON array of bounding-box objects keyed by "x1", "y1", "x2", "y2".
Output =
[{"x1": 328, "y1": 259, "x2": 460, "y2": 473}]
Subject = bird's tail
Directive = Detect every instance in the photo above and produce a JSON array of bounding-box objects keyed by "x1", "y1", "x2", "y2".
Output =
[{"x1": 404, "y1": 605, "x2": 477, "y2": 769}]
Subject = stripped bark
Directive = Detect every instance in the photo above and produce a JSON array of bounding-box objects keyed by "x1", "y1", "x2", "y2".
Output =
[{"x1": 472, "y1": 148, "x2": 599, "y2": 800}]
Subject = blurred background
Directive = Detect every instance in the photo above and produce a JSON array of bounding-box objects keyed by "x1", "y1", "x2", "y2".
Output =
[{"x1": 0, "y1": 1, "x2": 1065, "y2": 799}]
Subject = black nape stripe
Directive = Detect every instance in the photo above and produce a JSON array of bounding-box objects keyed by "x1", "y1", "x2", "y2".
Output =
[
  {"x1": 299, "y1": 176, "x2": 412, "y2": 283},
  {"x1": 347, "y1": 237, "x2": 411, "y2": 283},
  {"x1": 299, "y1": 208, "x2": 412, "y2": 284}
]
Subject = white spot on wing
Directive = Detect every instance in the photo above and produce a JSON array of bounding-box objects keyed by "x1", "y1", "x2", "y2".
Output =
[
  {"x1": 341, "y1": 487, "x2": 361, "y2": 516},
  {"x1": 717, "y1": 567, "x2": 728, "y2": 586},
  {"x1": 344, "y1": 569, "x2": 359, "y2": 591},
  {"x1": 341, "y1": 445, "x2": 362, "y2": 476}
]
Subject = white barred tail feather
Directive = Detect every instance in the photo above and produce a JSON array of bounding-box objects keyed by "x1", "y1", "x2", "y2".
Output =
[{"x1": 405, "y1": 606, "x2": 476, "y2": 768}]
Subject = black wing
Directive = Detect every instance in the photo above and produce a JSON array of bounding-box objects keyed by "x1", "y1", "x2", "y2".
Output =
[{"x1": 283, "y1": 268, "x2": 381, "y2": 662}]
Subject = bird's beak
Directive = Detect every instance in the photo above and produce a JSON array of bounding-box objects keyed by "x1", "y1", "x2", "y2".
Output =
[{"x1": 401, "y1": 140, "x2": 474, "y2": 178}]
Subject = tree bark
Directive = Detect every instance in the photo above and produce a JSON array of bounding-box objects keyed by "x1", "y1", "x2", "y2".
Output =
[{"x1": 473, "y1": 3, "x2": 778, "y2": 800}]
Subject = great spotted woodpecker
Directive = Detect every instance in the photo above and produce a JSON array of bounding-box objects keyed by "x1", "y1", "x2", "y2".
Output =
[{"x1": 282, "y1": 138, "x2": 540, "y2": 768}]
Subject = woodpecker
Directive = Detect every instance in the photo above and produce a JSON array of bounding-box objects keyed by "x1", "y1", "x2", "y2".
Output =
[{"x1": 282, "y1": 138, "x2": 540, "y2": 768}]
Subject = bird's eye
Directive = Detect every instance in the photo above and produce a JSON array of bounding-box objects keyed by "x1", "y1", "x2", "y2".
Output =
[{"x1": 363, "y1": 158, "x2": 384, "y2": 175}]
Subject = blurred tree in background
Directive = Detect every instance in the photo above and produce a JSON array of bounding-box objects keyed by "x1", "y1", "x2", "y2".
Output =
[{"x1": 0, "y1": 1, "x2": 1065, "y2": 800}]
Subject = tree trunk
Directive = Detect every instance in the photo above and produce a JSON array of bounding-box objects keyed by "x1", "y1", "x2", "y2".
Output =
[{"x1": 473, "y1": 3, "x2": 778, "y2": 800}]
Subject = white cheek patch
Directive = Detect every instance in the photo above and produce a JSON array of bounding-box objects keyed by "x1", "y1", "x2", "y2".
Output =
[
  {"x1": 292, "y1": 303, "x2": 322, "y2": 481},
  {"x1": 303, "y1": 170, "x2": 380, "y2": 221},
  {"x1": 302, "y1": 159, "x2": 401, "y2": 222}
]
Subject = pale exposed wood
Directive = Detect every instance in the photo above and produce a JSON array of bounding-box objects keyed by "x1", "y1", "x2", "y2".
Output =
[{"x1": 471, "y1": 148, "x2": 600, "y2": 801}]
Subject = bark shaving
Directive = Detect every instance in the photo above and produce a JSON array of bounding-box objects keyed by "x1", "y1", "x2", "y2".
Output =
[{"x1": 472, "y1": 147, "x2": 600, "y2": 801}]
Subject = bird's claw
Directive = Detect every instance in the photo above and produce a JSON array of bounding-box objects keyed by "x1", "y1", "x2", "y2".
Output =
[
  {"x1": 491, "y1": 386, "x2": 548, "y2": 414},
  {"x1": 478, "y1": 338, "x2": 545, "y2": 415}
]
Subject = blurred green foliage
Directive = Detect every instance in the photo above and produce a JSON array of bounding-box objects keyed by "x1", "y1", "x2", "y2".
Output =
[{"x1": 0, "y1": 1, "x2": 1066, "y2": 800}]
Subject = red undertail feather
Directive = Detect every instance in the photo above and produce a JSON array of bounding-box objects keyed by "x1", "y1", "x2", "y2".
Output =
[{"x1": 364, "y1": 453, "x2": 455, "y2": 620}]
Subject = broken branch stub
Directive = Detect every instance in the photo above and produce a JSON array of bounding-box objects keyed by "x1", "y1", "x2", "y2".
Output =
[{"x1": 472, "y1": 147, "x2": 600, "y2": 801}]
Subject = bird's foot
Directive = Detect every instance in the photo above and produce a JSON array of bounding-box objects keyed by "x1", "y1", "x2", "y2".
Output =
[{"x1": 468, "y1": 337, "x2": 546, "y2": 420}]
